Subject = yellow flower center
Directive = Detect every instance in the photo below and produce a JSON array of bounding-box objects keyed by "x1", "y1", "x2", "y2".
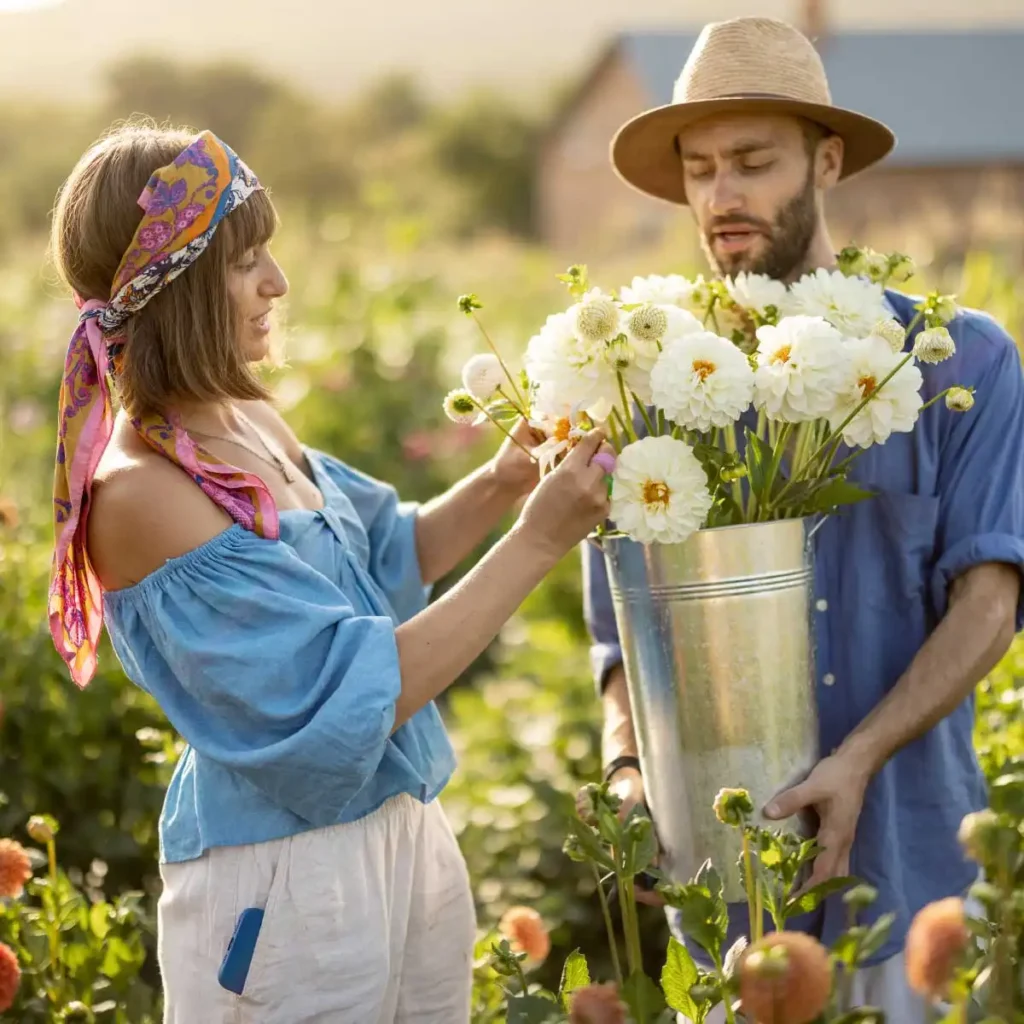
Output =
[
  {"x1": 553, "y1": 417, "x2": 572, "y2": 442},
  {"x1": 642, "y1": 479, "x2": 671, "y2": 511},
  {"x1": 858, "y1": 374, "x2": 878, "y2": 398},
  {"x1": 771, "y1": 345, "x2": 792, "y2": 365},
  {"x1": 692, "y1": 359, "x2": 717, "y2": 382}
]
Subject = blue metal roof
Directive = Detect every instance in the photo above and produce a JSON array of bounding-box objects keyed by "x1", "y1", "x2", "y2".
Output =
[{"x1": 618, "y1": 31, "x2": 1024, "y2": 164}]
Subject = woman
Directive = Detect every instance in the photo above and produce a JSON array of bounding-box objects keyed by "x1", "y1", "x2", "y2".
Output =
[{"x1": 48, "y1": 123, "x2": 611, "y2": 1023}]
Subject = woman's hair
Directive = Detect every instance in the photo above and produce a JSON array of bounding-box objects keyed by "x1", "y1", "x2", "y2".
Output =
[{"x1": 50, "y1": 120, "x2": 279, "y2": 416}]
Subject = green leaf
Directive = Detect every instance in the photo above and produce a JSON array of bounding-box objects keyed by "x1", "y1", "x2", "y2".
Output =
[
  {"x1": 506, "y1": 992, "x2": 563, "y2": 1024},
  {"x1": 622, "y1": 970, "x2": 667, "y2": 1023},
  {"x1": 989, "y1": 770, "x2": 1024, "y2": 818},
  {"x1": 623, "y1": 804, "x2": 658, "y2": 876},
  {"x1": 743, "y1": 427, "x2": 771, "y2": 500},
  {"x1": 558, "y1": 949, "x2": 590, "y2": 1011},
  {"x1": 808, "y1": 477, "x2": 875, "y2": 511},
  {"x1": 832, "y1": 929, "x2": 864, "y2": 968},
  {"x1": 565, "y1": 820, "x2": 615, "y2": 873},
  {"x1": 661, "y1": 938, "x2": 700, "y2": 1018},
  {"x1": 89, "y1": 902, "x2": 111, "y2": 940},
  {"x1": 858, "y1": 912, "x2": 896, "y2": 962},
  {"x1": 784, "y1": 875, "x2": 857, "y2": 917},
  {"x1": 658, "y1": 884, "x2": 724, "y2": 962}
]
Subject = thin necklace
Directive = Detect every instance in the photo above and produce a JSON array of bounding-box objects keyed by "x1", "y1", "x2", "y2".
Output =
[{"x1": 185, "y1": 410, "x2": 297, "y2": 484}]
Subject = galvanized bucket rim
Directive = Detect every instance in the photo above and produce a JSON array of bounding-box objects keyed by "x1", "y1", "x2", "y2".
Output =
[{"x1": 589, "y1": 512, "x2": 825, "y2": 546}]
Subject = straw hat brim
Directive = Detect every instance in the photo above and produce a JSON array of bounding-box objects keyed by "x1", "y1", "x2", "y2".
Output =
[{"x1": 611, "y1": 96, "x2": 896, "y2": 206}]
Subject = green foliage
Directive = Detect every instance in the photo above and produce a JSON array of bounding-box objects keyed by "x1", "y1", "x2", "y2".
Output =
[{"x1": 0, "y1": 826, "x2": 158, "y2": 1021}]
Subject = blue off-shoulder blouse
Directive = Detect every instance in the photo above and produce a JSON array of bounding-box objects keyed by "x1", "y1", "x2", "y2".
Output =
[{"x1": 103, "y1": 448, "x2": 456, "y2": 864}]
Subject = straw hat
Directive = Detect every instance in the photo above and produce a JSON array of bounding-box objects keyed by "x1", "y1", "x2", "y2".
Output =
[{"x1": 611, "y1": 16, "x2": 896, "y2": 205}]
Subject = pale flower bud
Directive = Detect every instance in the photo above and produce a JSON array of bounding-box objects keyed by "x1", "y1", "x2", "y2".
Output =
[
  {"x1": 443, "y1": 388, "x2": 479, "y2": 425},
  {"x1": 865, "y1": 251, "x2": 890, "y2": 283},
  {"x1": 627, "y1": 304, "x2": 669, "y2": 345},
  {"x1": 26, "y1": 816, "x2": 57, "y2": 844},
  {"x1": 945, "y1": 387, "x2": 975, "y2": 413},
  {"x1": 603, "y1": 336, "x2": 636, "y2": 371},
  {"x1": 888, "y1": 254, "x2": 916, "y2": 283},
  {"x1": 461, "y1": 353, "x2": 505, "y2": 401},
  {"x1": 575, "y1": 296, "x2": 620, "y2": 343},
  {"x1": 872, "y1": 318, "x2": 906, "y2": 354},
  {"x1": 933, "y1": 296, "x2": 957, "y2": 323},
  {"x1": 957, "y1": 808, "x2": 1001, "y2": 861},
  {"x1": 713, "y1": 787, "x2": 754, "y2": 827},
  {"x1": 913, "y1": 327, "x2": 956, "y2": 365}
]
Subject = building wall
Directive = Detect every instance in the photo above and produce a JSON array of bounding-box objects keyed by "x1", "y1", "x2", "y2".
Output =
[
  {"x1": 827, "y1": 164, "x2": 1024, "y2": 263},
  {"x1": 537, "y1": 54, "x2": 669, "y2": 258},
  {"x1": 538, "y1": 57, "x2": 1024, "y2": 264}
]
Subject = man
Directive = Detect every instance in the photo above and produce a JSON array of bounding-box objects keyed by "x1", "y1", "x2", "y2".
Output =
[{"x1": 582, "y1": 15, "x2": 1024, "y2": 1019}]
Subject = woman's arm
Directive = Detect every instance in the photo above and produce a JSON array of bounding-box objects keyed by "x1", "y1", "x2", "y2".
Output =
[
  {"x1": 91, "y1": 431, "x2": 611, "y2": 731},
  {"x1": 412, "y1": 420, "x2": 541, "y2": 584}
]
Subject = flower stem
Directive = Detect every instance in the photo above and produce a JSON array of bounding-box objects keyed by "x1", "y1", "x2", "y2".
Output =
[
  {"x1": 723, "y1": 423, "x2": 744, "y2": 515},
  {"x1": 45, "y1": 837, "x2": 64, "y2": 1002},
  {"x1": 616, "y1": 373, "x2": 639, "y2": 442},
  {"x1": 513, "y1": 957, "x2": 528, "y2": 996},
  {"x1": 711, "y1": 951, "x2": 738, "y2": 1024},
  {"x1": 612, "y1": 406, "x2": 636, "y2": 445},
  {"x1": 742, "y1": 832, "x2": 763, "y2": 944},
  {"x1": 620, "y1": 874, "x2": 643, "y2": 979},
  {"x1": 607, "y1": 410, "x2": 623, "y2": 453},
  {"x1": 472, "y1": 399, "x2": 536, "y2": 461},
  {"x1": 613, "y1": 842, "x2": 643, "y2": 980},
  {"x1": 919, "y1": 387, "x2": 955, "y2": 413},
  {"x1": 471, "y1": 312, "x2": 526, "y2": 409},
  {"x1": 495, "y1": 385, "x2": 529, "y2": 421},
  {"x1": 629, "y1": 388, "x2": 657, "y2": 438},
  {"x1": 592, "y1": 863, "x2": 623, "y2": 987}
]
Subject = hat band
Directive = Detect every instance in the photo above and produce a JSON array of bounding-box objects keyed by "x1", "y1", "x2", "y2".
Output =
[{"x1": 673, "y1": 89, "x2": 831, "y2": 105}]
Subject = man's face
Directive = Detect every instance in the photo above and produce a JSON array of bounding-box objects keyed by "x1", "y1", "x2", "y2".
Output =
[{"x1": 677, "y1": 113, "x2": 837, "y2": 282}]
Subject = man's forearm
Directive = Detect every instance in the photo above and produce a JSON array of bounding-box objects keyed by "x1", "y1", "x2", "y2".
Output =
[
  {"x1": 602, "y1": 664, "x2": 639, "y2": 765},
  {"x1": 414, "y1": 461, "x2": 519, "y2": 584},
  {"x1": 839, "y1": 563, "x2": 1020, "y2": 777}
]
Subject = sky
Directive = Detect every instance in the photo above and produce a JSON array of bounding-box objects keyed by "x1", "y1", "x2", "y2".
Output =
[{"x1": 2, "y1": 0, "x2": 1022, "y2": 103}]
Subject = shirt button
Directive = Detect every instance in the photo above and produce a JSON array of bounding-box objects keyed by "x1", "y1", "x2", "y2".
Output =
[
  {"x1": 823, "y1": 673, "x2": 836, "y2": 687},
  {"x1": 816, "y1": 598, "x2": 828, "y2": 612}
]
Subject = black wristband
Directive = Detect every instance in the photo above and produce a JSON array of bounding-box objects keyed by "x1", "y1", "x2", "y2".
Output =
[{"x1": 602, "y1": 755, "x2": 641, "y2": 783}]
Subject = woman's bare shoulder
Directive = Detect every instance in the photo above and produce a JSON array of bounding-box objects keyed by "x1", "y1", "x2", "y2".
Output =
[{"x1": 88, "y1": 439, "x2": 233, "y2": 591}]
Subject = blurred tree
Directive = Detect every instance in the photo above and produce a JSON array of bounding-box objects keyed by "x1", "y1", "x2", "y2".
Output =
[
  {"x1": 343, "y1": 72, "x2": 429, "y2": 145},
  {"x1": 102, "y1": 56, "x2": 283, "y2": 156},
  {"x1": 430, "y1": 90, "x2": 539, "y2": 238}
]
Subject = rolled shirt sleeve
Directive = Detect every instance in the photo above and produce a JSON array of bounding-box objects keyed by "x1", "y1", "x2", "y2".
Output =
[
  {"x1": 106, "y1": 527, "x2": 403, "y2": 827},
  {"x1": 930, "y1": 317, "x2": 1024, "y2": 626}
]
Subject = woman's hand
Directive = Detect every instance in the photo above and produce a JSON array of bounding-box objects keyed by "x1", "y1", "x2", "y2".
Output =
[
  {"x1": 491, "y1": 418, "x2": 545, "y2": 500},
  {"x1": 514, "y1": 429, "x2": 612, "y2": 560}
]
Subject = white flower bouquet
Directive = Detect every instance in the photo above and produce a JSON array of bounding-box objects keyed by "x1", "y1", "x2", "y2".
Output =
[{"x1": 446, "y1": 247, "x2": 975, "y2": 546}]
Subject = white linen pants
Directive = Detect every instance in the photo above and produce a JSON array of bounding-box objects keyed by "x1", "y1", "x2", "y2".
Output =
[{"x1": 158, "y1": 794, "x2": 477, "y2": 1024}]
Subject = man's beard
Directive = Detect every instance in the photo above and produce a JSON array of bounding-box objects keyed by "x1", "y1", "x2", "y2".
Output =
[{"x1": 700, "y1": 170, "x2": 817, "y2": 282}]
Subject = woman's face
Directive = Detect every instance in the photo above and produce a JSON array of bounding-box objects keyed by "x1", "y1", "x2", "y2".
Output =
[{"x1": 227, "y1": 243, "x2": 289, "y2": 361}]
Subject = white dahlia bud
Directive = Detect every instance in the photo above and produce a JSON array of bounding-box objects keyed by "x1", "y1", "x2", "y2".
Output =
[{"x1": 913, "y1": 327, "x2": 956, "y2": 365}]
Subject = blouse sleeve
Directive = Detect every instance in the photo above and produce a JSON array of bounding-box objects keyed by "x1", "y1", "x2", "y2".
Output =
[
  {"x1": 105, "y1": 527, "x2": 402, "y2": 827},
  {"x1": 311, "y1": 450, "x2": 430, "y2": 621}
]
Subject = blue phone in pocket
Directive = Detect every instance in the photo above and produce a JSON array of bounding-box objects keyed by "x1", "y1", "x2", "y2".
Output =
[{"x1": 218, "y1": 907, "x2": 265, "y2": 995}]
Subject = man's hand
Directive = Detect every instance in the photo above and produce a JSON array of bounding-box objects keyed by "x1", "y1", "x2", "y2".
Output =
[
  {"x1": 577, "y1": 767, "x2": 664, "y2": 907},
  {"x1": 763, "y1": 752, "x2": 870, "y2": 892}
]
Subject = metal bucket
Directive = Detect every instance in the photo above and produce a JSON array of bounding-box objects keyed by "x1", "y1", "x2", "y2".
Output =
[{"x1": 600, "y1": 517, "x2": 820, "y2": 902}]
